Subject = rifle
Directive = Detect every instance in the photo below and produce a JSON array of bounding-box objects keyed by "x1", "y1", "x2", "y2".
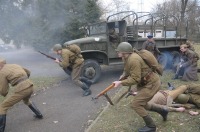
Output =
[
  {"x1": 38, "y1": 51, "x2": 62, "y2": 62},
  {"x1": 92, "y1": 76, "x2": 128, "y2": 105},
  {"x1": 92, "y1": 83, "x2": 115, "y2": 105},
  {"x1": 38, "y1": 51, "x2": 73, "y2": 74}
]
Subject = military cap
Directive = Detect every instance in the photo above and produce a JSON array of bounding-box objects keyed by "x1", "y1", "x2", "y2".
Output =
[{"x1": 147, "y1": 34, "x2": 153, "y2": 38}]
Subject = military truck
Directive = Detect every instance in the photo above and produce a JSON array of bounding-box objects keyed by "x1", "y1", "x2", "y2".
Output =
[{"x1": 64, "y1": 11, "x2": 188, "y2": 83}]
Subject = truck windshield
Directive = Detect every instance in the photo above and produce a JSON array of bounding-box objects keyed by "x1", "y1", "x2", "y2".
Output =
[{"x1": 89, "y1": 22, "x2": 107, "y2": 35}]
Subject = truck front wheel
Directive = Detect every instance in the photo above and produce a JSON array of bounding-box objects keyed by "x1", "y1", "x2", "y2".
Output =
[{"x1": 81, "y1": 59, "x2": 101, "y2": 84}]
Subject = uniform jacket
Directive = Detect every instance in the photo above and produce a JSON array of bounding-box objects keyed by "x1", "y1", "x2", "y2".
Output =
[
  {"x1": 59, "y1": 49, "x2": 84, "y2": 69},
  {"x1": 121, "y1": 52, "x2": 160, "y2": 88},
  {"x1": 0, "y1": 64, "x2": 33, "y2": 96},
  {"x1": 181, "y1": 49, "x2": 198, "y2": 81}
]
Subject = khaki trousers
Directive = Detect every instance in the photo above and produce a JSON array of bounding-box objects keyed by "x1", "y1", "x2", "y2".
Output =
[
  {"x1": 71, "y1": 63, "x2": 84, "y2": 88},
  {"x1": 131, "y1": 80, "x2": 160, "y2": 117},
  {"x1": 0, "y1": 86, "x2": 33, "y2": 114}
]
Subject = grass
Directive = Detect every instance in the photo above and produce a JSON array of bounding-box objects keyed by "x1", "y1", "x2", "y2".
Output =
[{"x1": 87, "y1": 44, "x2": 200, "y2": 132}]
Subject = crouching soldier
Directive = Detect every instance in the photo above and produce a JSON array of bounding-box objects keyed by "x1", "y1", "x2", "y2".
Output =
[
  {"x1": 173, "y1": 44, "x2": 199, "y2": 81},
  {"x1": 0, "y1": 57, "x2": 43, "y2": 132},
  {"x1": 53, "y1": 44, "x2": 92, "y2": 96}
]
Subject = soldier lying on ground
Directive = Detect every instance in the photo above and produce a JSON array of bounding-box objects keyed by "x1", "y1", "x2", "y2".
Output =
[
  {"x1": 0, "y1": 57, "x2": 43, "y2": 132},
  {"x1": 129, "y1": 83, "x2": 200, "y2": 115}
]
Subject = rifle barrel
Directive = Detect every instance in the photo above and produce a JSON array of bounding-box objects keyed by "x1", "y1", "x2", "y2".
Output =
[{"x1": 38, "y1": 51, "x2": 62, "y2": 62}]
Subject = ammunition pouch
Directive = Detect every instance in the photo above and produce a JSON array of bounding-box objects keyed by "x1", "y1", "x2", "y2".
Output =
[{"x1": 140, "y1": 72, "x2": 153, "y2": 86}]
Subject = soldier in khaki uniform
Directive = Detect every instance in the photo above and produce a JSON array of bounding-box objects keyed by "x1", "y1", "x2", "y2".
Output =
[
  {"x1": 113, "y1": 42, "x2": 168, "y2": 132},
  {"x1": 130, "y1": 83, "x2": 200, "y2": 115},
  {"x1": 53, "y1": 44, "x2": 92, "y2": 96},
  {"x1": 0, "y1": 58, "x2": 43, "y2": 132},
  {"x1": 146, "y1": 84, "x2": 194, "y2": 112}
]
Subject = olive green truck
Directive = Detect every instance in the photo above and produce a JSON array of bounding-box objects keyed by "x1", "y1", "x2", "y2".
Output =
[{"x1": 64, "y1": 11, "x2": 188, "y2": 83}]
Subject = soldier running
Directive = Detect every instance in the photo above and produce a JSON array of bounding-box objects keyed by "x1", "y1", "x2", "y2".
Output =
[
  {"x1": 0, "y1": 57, "x2": 43, "y2": 132},
  {"x1": 113, "y1": 42, "x2": 167, "y2": 132}
]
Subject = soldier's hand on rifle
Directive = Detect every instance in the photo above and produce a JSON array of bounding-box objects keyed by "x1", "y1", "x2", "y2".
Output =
[
  {"x1": 55, "y1": 58, "x2": 60, "y2": 63},
  {"x1": 113, "y1": 81, "x2": 122, "y2": 88}
]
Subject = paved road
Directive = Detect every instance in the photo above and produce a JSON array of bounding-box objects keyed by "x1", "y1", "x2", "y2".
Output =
[{"x1": 0, "y1": 48, "x2": 123, "y2": 132}]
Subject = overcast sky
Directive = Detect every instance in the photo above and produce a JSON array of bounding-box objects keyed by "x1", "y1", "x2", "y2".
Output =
[
  {"x1": 128, "y1": 0, "x2": 166, "y2": 12},
  {"x1": 101, "y1": 0, "x2": 167, "y2": 12}
]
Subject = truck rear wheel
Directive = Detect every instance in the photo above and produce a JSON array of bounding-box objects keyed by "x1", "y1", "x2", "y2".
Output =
[{"x1": 81, "y1": 59, "x2": 101, "y2": 84}]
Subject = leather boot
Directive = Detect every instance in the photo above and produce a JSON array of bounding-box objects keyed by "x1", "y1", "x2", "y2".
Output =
[
  {"x1": 28, "y1": 103, "x2": 43, "y2": 119},
  {"x1": 150, "y1": 104, "x2": 168, "y2": 121},
  {"x1": 81, "y1": 82, "x2": 91, "y2": 96},
  {"x1": 138, "y1": 115, "x2": 156, "y2": 132},
  {"x1": 80, "y1": 77, "x2": 93, "y2": 87},
  {"x1": 0, "y1": 115, "x2": 6, "y2": 132}
]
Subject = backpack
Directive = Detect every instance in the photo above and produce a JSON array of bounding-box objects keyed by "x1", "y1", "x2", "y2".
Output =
[
  {"x1": 64, "y1": 44, "x2": 81, "y2": 55},
  {"x1": 134, "y1": 49, "x2": 163, "y2": 76}
]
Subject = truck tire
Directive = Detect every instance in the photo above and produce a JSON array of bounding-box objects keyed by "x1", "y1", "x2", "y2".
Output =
[
  {"x1": 81, "y1": 59, "x2": 101, "y2": 84},
  {"x1": 157, "y1": 53, "x2": 168, "y2": 69},
  {"x1": 171, "y1": 51, "x2": 180, "y2": 71}
]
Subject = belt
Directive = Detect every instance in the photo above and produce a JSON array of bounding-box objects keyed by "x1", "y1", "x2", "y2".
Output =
[
  {"x1": 13, "y1": 76, "x2": 28, "y2": 86},
  {"x1": 159, "y1": 90, "x2": 168, "y2": 98},
  {"x1": 143, "y1": 71, "x2": 153, "y2": 81}
]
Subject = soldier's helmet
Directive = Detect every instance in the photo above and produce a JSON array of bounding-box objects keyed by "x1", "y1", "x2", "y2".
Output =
[
  {"x1": 0, "y1": 57, "x2": 6, "y2": 64},
  {"x1": 115, "y1": 42, "x2": 133, "y2": 53},
  {"x1": 53, "y1": 44, "x2": 62, "y2": 51},
  {"x1": 63, "y1": 42, "x2": 70, "y2": 47},
  {"x1": 174, "y1": 94, "x2": 190, "y2": 104}
]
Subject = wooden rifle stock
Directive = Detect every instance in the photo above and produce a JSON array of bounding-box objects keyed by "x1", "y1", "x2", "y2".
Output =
[
  {"x1": 93, "y1": 83, "x2": 115, "y2": 99},
  {"x1": 92, "y1": 76, "x2": 128, "y2": 105}
]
